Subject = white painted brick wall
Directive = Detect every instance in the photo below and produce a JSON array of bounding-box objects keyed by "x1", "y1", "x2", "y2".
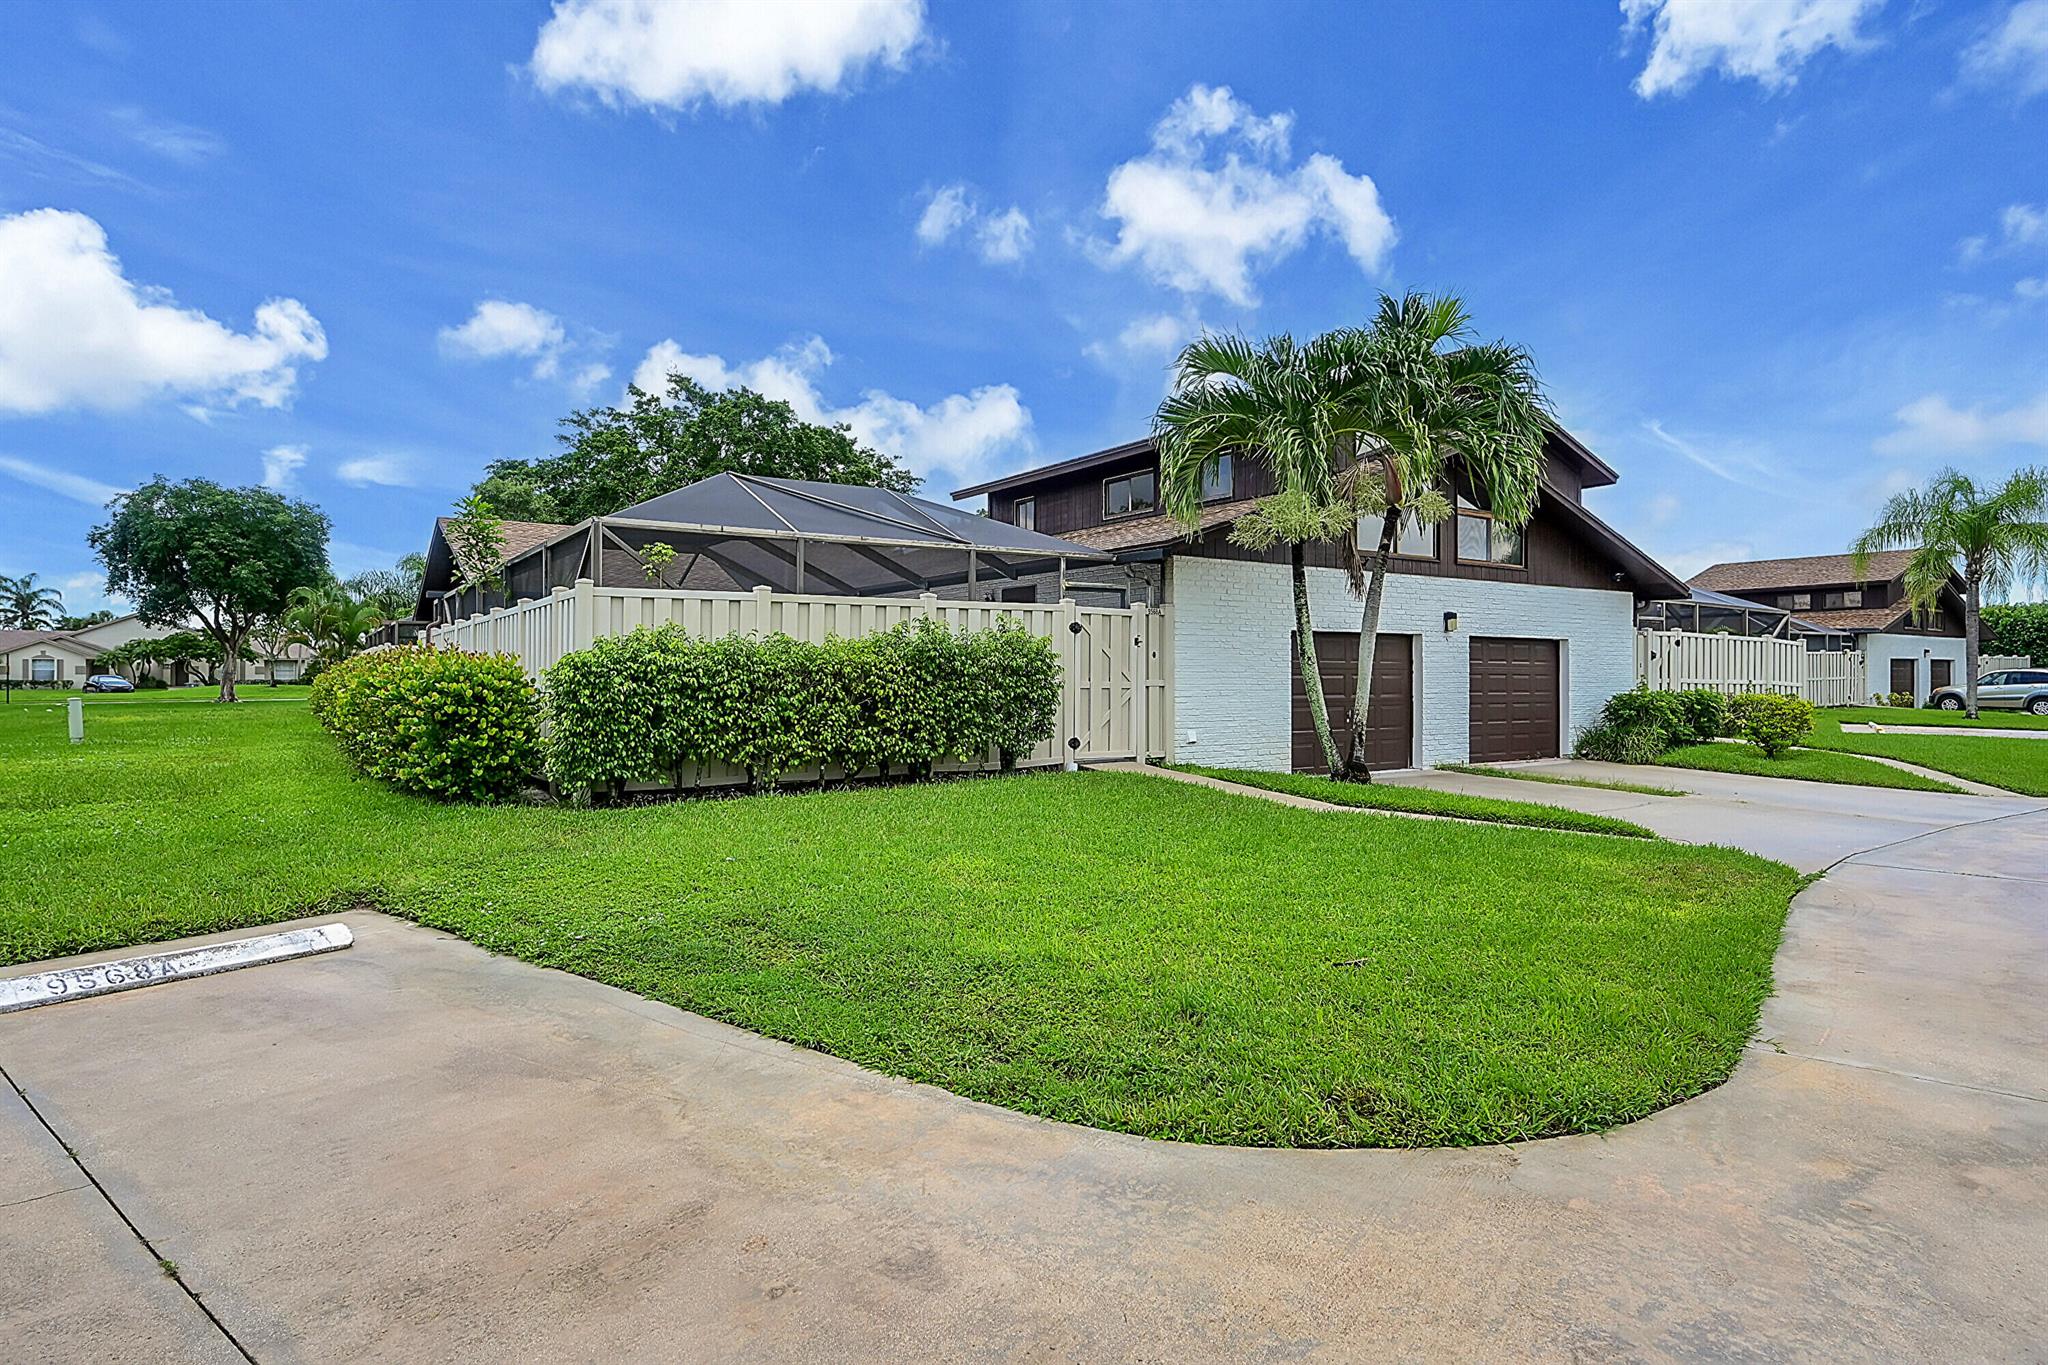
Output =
[
  {"x1": 1861, "y1": 632, "x2": 1970, "y2": 705},
  {"x1": 1167, "y1": 555, "x2": 1638, "y2": 770}
]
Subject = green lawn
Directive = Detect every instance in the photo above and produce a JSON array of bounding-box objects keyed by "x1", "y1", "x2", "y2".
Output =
[
  {"x1": 1656, "y1": 741, "x2": 1964, "y2": 793},
  {"x1": 2, "y1": 684, "x2": 311, "y2": 705},
  {"x1": 1170, "y1": 764, "x2": 1657, "y2": 837},
  {"x1": 1805, "y1": 710, "x2": 2048, "y2": 796},
  {"x1": 1823, "y1": 704, "x2": 2048, "y2": 731},
  {"x1": 1436, "y1": 763, "x2": 1685, "y2": 798},
  {"x1": 0, "y1": 698, "x2": 1800, "y2": 1148}
]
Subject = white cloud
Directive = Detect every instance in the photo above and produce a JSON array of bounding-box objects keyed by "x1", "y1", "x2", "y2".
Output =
[
  {"x1": 1093, "y1": 83, "x2": 1395, "y2": 306},
  {"x1": 1962, "y1": 0, "x2": 2048, "y2": 100},
  {"x1": 1878, "y1": 391, "x2": 2048, "y2": 452},
  {"x1": 0, "y1": 209, "x2": 326, "y2": 415},
  {"x1": 1959, "y1": 202, "x2": 2047, "y2": 262},
  {"x1": 336, "y1": 455, "x2": 414, "y2": 487},
  {"x1": 1620, "y1": 0, "x2": 1881, "y2": 99},
  {"x1": 915, "y1": 184, "x2": 973, "y2": 245},
  {"x1": 260, "y1": 444, "x2": 307, "y2": 491},
  {"x1": 108, "y1": 108, "x2": 225, "y2": 164},
  {"x1": 914, "y1": 184, "x2": 1033, "y2": 264},
  {"x1": 569, "y1": 361, "x2": 612, "y2": 394},
  {"x1": 438, "y1": 299, "x2": 568, "y2": 379},
  {"x1": 1660, "y1": 540, "x2": 1757, "y2": 582},
  {"x1": 531, "y1": 0, "x2": 924, "y2": 112},
  {"x1": 2016, "y1": 275, "x2": 2048, "y2": 300},
  {"x1": 0, "y1": 454, "x2": 128, "y2": 506},
  {"x1": 1645, "y1": 491, "x2": 1682, "y2": 527},
  {"x1": 627, "y1": 334, "x2": 1031, "y2": 482}
]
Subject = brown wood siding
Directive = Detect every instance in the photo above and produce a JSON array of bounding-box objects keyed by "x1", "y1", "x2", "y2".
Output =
[
  {"x1": 1290, "y1": 632, "x2": 1414, "y2": 773},
  {"x1": 1186, "y1": 493, "x2": 1625, "y2": 591},
  {"x1": 1468, "y1": 637, "x2": 1561, "y2": 762}
]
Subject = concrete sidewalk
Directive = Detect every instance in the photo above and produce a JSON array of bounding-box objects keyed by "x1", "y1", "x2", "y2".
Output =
[{"x1": 2, "y1": 780, "x2": 2043, "y2": 1361}]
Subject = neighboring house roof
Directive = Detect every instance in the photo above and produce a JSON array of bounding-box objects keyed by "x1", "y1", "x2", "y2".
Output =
[
  {"x1": 1786, "y1": 605, "x2": 1925, "y2": 632},
  {"x1": 436, "y1": 516, "x2": 573, "y2": 584},
  {"x1": 1058, "y1": 499, "x2": 1259, "y2": 553},
  {"x1": 415, "y1": 516, "x2": 574, "y2": 618},
  {"x1": 0, "y1": 628, "x2": 96, "y2": 654},
  {"x1": 1686, "y1": 586, "x2": 1786, "y2": 613},
  {"x1": 1690, "y1": 549, "x2": 1922, "y2": 592}
]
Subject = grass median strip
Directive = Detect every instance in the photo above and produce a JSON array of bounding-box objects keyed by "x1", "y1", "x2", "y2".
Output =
[
  {"x1": 1435, "y1": 764, "x2": 1685, "y2": 798},
  {"x1": 1, "y1": 698, "x2": 1797, "y2": 1148},
  {"x1": 1803, "y1": 711, "x2": 2048, "y2": 796},
  {"x1": 1656, "y1": 741, "x2": 1965, "y2": 793},
  {"x1": 1168, "y1": 763, "x2": 1658, "y2": 837}
]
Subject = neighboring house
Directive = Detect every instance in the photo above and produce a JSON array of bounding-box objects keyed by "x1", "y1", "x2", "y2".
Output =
[
  {"x1": 1688, "y1": 551, "x2": 1969, "y2": 704},
  {"x1": 952, "y1": 429, "x2": 1686, "y2": 771},
  {"x1": 414, "y1": 517, "x2": 574, "y2": 625},
  {"x1": 0, "y1": 628, "x2": 105, "y2": 687}
]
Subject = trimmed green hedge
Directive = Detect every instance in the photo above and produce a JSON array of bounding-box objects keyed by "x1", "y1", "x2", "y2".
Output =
[
  {"x1": 542, "y1": 620, "x2": 1061, "y2": 796},
  {"x1": 309, "y1": 645, "x2": 541, "y2": 802}
]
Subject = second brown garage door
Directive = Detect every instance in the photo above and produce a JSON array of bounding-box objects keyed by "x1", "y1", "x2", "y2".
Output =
[
  {"x1": 1291, "y1": 632, "x2": 1414, "y2": 773},
  {"x1": 1468, "y1": 637, "x2": 1560, "y2": 763}
]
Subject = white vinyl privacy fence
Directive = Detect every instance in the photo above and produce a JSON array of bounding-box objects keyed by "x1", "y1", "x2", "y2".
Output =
[
  {"x1": 434, "y1": 578, "x2": 1172, "y2": 767},
  {"x1": 1635, "y1": 629, "x2": 1865, "y2": 707}
]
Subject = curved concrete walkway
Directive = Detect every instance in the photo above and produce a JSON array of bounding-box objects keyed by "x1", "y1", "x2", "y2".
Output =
[{"x1": 2, "y1": 776, "x2": 2043, "y2": 1361}]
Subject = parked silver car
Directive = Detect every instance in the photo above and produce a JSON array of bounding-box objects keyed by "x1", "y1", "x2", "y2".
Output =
[{"x1": 1929, "y1": 669, "x2": 2048, "y2": 714}]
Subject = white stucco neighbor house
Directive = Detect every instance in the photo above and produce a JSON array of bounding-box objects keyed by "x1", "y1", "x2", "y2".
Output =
[
  {"x1": 1688, "y1": 552, "x2": 1971, "y2": 706},
  {"x1": 952, "y1": 427, "x2": 1688, "y2": 772}
]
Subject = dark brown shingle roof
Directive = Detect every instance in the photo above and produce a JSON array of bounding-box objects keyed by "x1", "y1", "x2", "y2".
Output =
[
  {"x1": 1690, "y1": 549, "x2": 1921, "y2": 592},
  {"x1": 434, "y1": 517, "x2": 572, "y2": 580},
  {"x1": 1789, "y1": 605, "x2": 1913, "y2": 632},
  {"x1": 1058, "y1": 499, "x2": 1258, "y2": 553}
]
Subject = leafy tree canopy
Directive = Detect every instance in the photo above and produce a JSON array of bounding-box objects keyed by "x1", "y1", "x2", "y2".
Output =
[
  {"x1": 60, "y1": 609, "x2": 116, "y2": 630},
  {"x1": 473, "y1": 373, "x2": 919, "y2": 524},
  {"x1": 1983, "y1": 601, "x2": 2048, "y2": 663},
  {"x1": 1, "y1": 572, "x2": 65, "y2": 630},
  {"x1": 89, "y1": 477, "x2": 330, "y2": 701}
]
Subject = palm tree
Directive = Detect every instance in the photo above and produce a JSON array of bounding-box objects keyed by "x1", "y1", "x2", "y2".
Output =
[
  {"x1": 283, "y1": 584, "x2": 384, "y2": 663},
  {"x1": 0, "y1": 572, "x2": 64, "y2": 630},
  {"x1": 1338, "y1": 294, "x2": 1551, "y2": 778},
  {"x1": 1155, "y1": 331, "x2": 1369, "y2": 774},
  {"x1": 1854, "y1": 467, "x2": 2048, "y2": 717}
]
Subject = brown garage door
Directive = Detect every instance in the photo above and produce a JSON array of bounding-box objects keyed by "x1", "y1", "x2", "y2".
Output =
[
  {"x1": 1468, "y1": 637, "x2": 1560, "y2": 763},
  {"x1": 1889, "y1": 658, "x2": 1915, "y2": 698},
  {"x1": 1929, "y1": 658, "x2": 1953, "y2": 691},
  {"x1": 1291, "y1": 633, "x2": 1413, "y2": 773}
]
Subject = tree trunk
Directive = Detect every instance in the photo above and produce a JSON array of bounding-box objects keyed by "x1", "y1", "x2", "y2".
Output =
[
  {"x1": 1964, "y1": 574, "x2": 1982, "y2": 720},
  {"x1": 217, "y1": 630, "x2": 241, "y2": 703},
  {"x1": 1291, "y1": 541, "x2": 1343, "y2": 774},
  {"x1": 1343, "y1": 507, "x2": 1403, "y2": 782}
]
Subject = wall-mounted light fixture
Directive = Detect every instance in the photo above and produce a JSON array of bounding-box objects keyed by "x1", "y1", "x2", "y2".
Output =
[{"x1": 1443, "y1": 611, "x2": 1459, "y2": 633}]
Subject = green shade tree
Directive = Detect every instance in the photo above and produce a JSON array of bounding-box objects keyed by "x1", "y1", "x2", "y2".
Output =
[
  {"x1": 89, "y1": 478, "x2": 330, "y2": 702},
  {"x1": 1982, "y1": 601, "x2": 2048, "y2": 663},
  {"x1": 0, "y1": 573, "x2": 65, "y2": 630},
  {"x1": 1854, "y1": 466, "x2": 2048, "y2": 717},
  {"x1": 473, "y1": 374, "x2": 919, "y2": 523}
]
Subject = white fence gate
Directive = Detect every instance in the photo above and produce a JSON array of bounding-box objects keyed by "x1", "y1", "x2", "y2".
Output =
[
  {"x1": 1635, "y1": 629, "x2": 1865, "y2": 707},
  {"x1": 433, "y1": 579, "x2": 1172, "y2": 770}
]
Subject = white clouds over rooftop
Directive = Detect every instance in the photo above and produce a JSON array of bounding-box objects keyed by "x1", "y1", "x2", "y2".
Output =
[
  {"x1": 438, "y1": 299, "x2": 569, "y2": 379},
  {"x1": 531, "y1": 0, "x2": 925, "y2": 112},
  {"x1": 914, "y1": 183, "x2": 1034, "y2": 264}
]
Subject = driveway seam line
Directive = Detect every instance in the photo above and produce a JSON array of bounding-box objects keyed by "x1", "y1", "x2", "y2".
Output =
[
  {"x1": 1843, "y1": 860, "x2": 2048, "y2": 887},
  {"x1": 0, "y1": 1061, "x2": 259, "y2": 1364},
  {"x1": 1749, "y1": 1043, "x2": 2048, "y2": 1105}
]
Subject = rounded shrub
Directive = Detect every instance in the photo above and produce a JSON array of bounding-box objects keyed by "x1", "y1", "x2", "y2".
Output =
[
  {"x1": 1727, "y1": 692, "x2": 1813, "y2": 757},
  {"x1": 309, "y1": 645, "x2": 541, "y2": 802}
]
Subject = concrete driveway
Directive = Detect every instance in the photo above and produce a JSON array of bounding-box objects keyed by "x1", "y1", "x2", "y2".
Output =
[{"x1": 3, "y1": 774, "x2": 2044, "y2": 1362}]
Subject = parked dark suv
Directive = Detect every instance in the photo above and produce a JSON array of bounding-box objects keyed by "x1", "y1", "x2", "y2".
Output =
[
  {"x1": 1928, "y1": 669, "x2": 2048, "y2": 714},
  {"x1": 81, "y1": 674, "x2": 135, "y2": 693}
]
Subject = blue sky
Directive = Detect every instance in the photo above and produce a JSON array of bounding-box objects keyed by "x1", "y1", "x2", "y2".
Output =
[{"x1": 3, "y1": 0, "x2": 2047, "y2": 616}]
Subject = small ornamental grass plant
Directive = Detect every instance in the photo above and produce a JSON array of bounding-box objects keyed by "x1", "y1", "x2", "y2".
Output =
[
  {"x1": 309, "y1": 645, "x2": 540, "y2": 802},
  {"x1": 1726, "y1": 692, "x2": 1813, "y2": 757},
  {"x1": 542, "y1": 620, "x2": 1061, "y2": 799}
]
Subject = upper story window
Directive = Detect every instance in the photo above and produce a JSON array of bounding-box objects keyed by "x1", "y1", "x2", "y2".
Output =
[
  {"x1": 1104, "y1": 469, "x2": 1157, "y2": 519},
  {"x1": 1821, "y1": 589, "x2": 1863, "y2": 609},
  {"x1": 1359, "y1": 504, "x2": 1440, "y2": 558},
  {"x1": 1200, "y1": 454, "x2": 1234, "y2": 502},
  {"x1": 1012, "y1": 497, "x2": 1035, "y2": 531},
  {"x1": 1454, "y1": 494, "x2": 1525, "y2": 567},
  {"x1": 1788, "y1": 593, "x2": 1812, "y2": 610}
]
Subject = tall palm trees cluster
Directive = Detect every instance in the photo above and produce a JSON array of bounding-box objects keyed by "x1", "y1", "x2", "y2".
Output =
[
  {"x1": 0, "y1": 573, "x2": 66, "y2": 630},
  {"x1": 1154, "y1": 293, "x2": 1552, "y2": 782}
]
